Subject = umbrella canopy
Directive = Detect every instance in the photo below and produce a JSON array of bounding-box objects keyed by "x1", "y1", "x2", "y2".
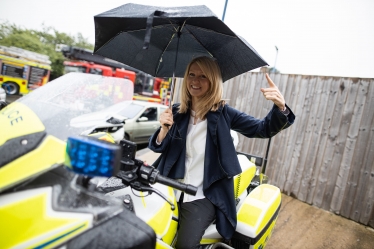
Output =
[{"x1": 94, "y1": 3, "x2": 268, "y2": 82}]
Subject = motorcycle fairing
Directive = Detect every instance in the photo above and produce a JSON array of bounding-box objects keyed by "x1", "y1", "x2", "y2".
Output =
[
  {"x1": 234, "y1": 154, "x2": 257, "y2": 199},
  {"x1": 200, "y1": 236, "x2": 222, "y2": 245},
  {"x1": 0, "y1": 102, "x2": 45, "y2": 146},
  {"x1": 0, "y1": 166, "x2": 157, "y2": 249},
  {"x1": 107, "y1": 183, "x2": 175, "y2": 236},
  {"x1": 0, "y1": 102, "x2": 66, "y2": 192},
  {"x1": 161, "y1": 191, "x2": 179, "y2": 246},
  {"x1": 148, "y1": 186, "x2": 176, "y2": 233},
  {"x1": 155, "y1": 238, "x2": 173, "y2": 249},
  {"x1": 0, "y1": 131, "x2": 46, "y2": 167},
  {"x1": 0, "y1": 186, "x2": 93, "y2": 249},
  {"x1": 200, "y1": 154, "x2": 257, "y2": 244},
  {"x1": 0, "y1": 101, "x2": 46, "y2": 169},
  {"x1": 0, "y1": 135, "x2": 65, "y2": 192},
  {"x1": 233, "y1": 184, "x2": 281, "y2": 248}
]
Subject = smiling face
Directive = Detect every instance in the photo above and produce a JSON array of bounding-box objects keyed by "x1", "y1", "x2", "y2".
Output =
[{"x1": 187, "y1": 62, "x2": 210, "y2": 101}]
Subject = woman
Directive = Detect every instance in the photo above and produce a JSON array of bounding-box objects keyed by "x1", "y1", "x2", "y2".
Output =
[{"x1": 148, "y1": 56, "x2": 295, "y2": 248}]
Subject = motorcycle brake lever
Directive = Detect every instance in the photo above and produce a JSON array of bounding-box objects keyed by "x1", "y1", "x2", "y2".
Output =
[{"x1": 130, "y1": 182, "x2": 175, "y2": 210}]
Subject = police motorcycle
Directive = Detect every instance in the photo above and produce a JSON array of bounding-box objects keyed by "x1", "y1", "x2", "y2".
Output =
[
  {"x1": 0, "y1": 73, "x2": 156, "y2": 248},
  {"x1": 0, "y1": 73, "x2": 281, "y2": 249}
]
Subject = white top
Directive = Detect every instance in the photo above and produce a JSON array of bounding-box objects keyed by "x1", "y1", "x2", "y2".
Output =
[{"x1": 175, "y1": 110, "x2": 207, "y2": 203}]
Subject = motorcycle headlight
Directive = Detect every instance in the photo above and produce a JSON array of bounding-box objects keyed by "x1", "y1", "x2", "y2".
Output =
[{"x1": 65, "y1": 136, "x2": 121, "y2": 177}]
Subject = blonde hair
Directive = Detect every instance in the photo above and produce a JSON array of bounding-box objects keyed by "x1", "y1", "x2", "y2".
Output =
[{"x1": 179, "y1": 56, "x2": 225, "y2": 119}]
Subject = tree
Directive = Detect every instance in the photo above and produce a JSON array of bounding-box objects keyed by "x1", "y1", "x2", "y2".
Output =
[{"x1": 0, "y1": 21, "x2": 94, "y2": 80}]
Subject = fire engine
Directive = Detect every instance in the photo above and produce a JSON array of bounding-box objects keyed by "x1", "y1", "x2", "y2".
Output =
[
  {"x1": 63, "y1": 61, "x2": 136, "y2": 83},
  {"x1": 0, "y1": 46, "x2": 51, "y2": 95},
  {"x1": 57, "y1": 45, "x2": 170, "y2": 104}
]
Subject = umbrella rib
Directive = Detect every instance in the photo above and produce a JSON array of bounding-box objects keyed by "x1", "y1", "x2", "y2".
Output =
[
  {"x1": 99, "y1": 23, "x2": 181, "y2": 76},
  {"x1": 179, "y1": 19, "x2": 188, "y2": 32},
  {"x1": 155, "y1": 20, "x2": 187, "y2": 75},
  {"x1": 160, "y1": 16, "x2": 188, "y2": 32},
  {"x1": 168, "y1": 18, "x2": 182, "y2": 32},
  {"x1": 102, "y1": 25, "x2": 177, "y2": 74},
  {"x1": 155, "y1": 31, "x2": 177, "y2": 75}
]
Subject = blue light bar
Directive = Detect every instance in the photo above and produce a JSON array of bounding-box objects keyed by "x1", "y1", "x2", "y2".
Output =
[{"x1": 65, "y1": 136, "x2": 121, "y2": 177}]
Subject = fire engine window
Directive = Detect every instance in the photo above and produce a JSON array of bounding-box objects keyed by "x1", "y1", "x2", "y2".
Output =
[
  {"x1": 64, "y1": 66, "x2": 86, "y2": 74},
  {"x1": 29, "y1": 67, "x2": 48, "y2": 85},
  {"x1": 1, "y1": 63, "x2": 24, "y2": 78},
  {"x1": 89, "y1": 68, "x2": 103, "y2": 75}
]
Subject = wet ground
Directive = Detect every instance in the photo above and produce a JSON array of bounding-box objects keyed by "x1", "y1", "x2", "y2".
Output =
[
  {"x1": 266, "y1": 194, "x2": 374, "y2": 249},
  {"x1": 4, "y1": 94, "x2": 21, "y2": 103}
]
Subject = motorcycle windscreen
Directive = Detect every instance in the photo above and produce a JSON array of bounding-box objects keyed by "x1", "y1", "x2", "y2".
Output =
[{"x1": 17, "y1": 73, "x2": 134, "y2": 142}]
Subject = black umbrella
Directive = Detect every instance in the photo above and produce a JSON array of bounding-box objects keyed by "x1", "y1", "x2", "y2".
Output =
[{"x1": 94, "y1": 3, "x2": 268, "y2": 103}]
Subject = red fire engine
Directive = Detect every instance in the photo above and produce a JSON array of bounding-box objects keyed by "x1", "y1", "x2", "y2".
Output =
[
  {"x1": 57, "y1": 45, "x2": 170, "y2": 104},
  {"x1": 63, "y1": 61, "x2": 136, "y2": 83}
]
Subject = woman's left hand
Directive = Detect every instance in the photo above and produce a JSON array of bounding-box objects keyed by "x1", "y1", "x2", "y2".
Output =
[{"x1": 261, "y1": 73, "x2": 286, "y2": 111}]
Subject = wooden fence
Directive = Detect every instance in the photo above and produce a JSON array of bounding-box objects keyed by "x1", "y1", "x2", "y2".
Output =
[{"x1": 174, "y1": 72, "x2": 374, "y2": 228}]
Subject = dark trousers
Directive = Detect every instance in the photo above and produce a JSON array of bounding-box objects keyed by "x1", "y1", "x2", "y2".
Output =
[{"x1": 175, "y1": 198, "x2": 216, "y2": 249}]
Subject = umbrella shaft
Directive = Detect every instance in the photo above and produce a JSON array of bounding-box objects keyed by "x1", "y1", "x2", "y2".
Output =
[{"x1": 168, "y1": 26, "x2": 182, "y2": 108}]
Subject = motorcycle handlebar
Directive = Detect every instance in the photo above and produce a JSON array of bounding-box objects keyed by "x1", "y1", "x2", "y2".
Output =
[{"x1": 155, "y1": 173, "x2": 198, "y2": 196}]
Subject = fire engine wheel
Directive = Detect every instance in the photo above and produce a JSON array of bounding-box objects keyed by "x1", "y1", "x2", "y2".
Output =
[{"x1": 3, "y1": 82, "x2": 19, "y2": 95}]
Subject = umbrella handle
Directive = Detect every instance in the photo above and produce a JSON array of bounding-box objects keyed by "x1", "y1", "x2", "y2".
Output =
[
  {"x1": 168, "y1": 76, "x2": 176, "y2": 109},
  {"x1": 163, "y1": 77, "x2": 175, "y2": 128}
]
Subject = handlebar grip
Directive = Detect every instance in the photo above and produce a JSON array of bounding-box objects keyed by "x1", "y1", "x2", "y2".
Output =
[{"x1": 155, "y1": 174, "x2": 198, "y2": 196}]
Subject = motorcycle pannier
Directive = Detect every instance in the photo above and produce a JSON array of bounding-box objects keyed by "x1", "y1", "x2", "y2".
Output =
[{"x1": 232, "y1": 184, "x2": 281, "y2": 249}]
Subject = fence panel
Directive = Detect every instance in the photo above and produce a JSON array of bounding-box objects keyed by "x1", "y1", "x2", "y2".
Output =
[{"x1": 221, "y1": 72, "x2": 374, "y2": 228}]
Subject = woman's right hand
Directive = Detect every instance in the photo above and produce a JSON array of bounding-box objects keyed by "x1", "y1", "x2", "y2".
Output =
[
  {"x1": 160, "y1": 108, "x2": 174, "y2": 130},
  {"x1": 157, "y1": 108, "x2": 173, "y2": 144}
]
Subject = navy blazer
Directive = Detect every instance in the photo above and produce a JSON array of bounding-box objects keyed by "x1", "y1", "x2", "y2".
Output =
[{"x1": 148, "y1": 103, "x2": 295, "y2": 239}]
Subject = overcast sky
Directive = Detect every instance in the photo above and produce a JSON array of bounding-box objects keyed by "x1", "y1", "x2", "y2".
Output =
[{"x1": 1, "y1": 0, "x2": 373, "y2": 78}]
